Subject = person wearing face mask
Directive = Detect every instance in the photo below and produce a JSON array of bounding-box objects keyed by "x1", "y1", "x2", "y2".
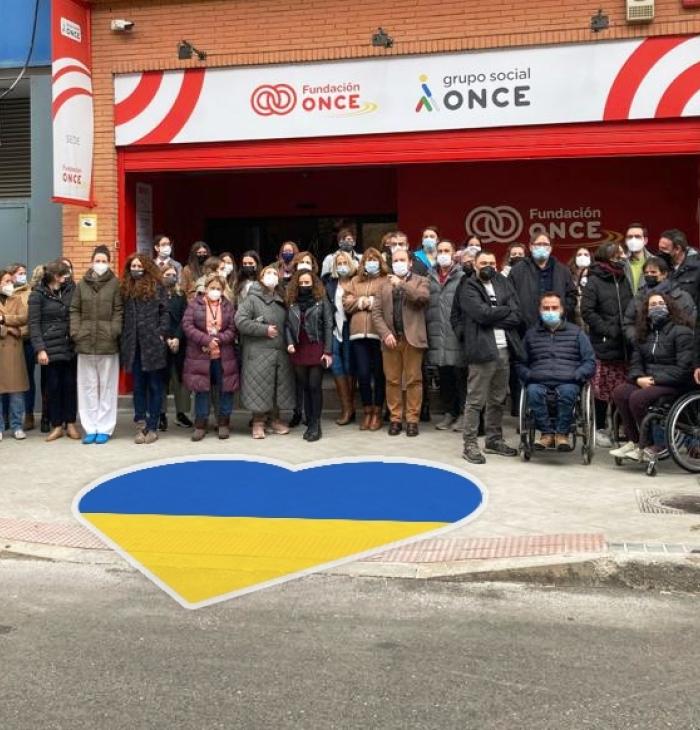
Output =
[
  {"x1": 181, "y1": 241, "x2": 212, "y2": 300},
  {"x1": 235, "y1": 265, "x2": 295, "y2": 438},
  {"x1": 218, "y1": 251, "x2": 237, "y2": 299},
  {"x1": 343, "y1": 248, "x2": 388, "y2": 431},
  {"x1": 500, "y1": 243, "x2": 526, "y2": 278},
  {"x1": 120, "y1": 254, "x2": 169, "y2": 444},
  {"x1": 412, "y1": 226, "x2": 440, "y2": 277},
  {"x1": 426, "y1": 239, "x2": 466, "y2": 431},
  {"x1": 28, "y1": 260, "x2": 79, "y2": 442},
  {"x1": 567, "y1": 247, "x2": 591, "y2": 325},
  {"x1": 285, "y1": 271, "x2": 333, "y2": 441},
  {"x1": 234, "y1": 250, "x2": 262, "y2": 307},
  {"x1": 158, "y1": 264, "x2": 192, "y2": 432},
  {"x1": 152, "y1": 234, "x2": 183, "y2": 281},
  {"x1": 0, "y1": 268, "x2": 29, "y2": 441},
  {"x1": 517, "y1": 293, "x2": 596, "y2": 452},
  {"x1": 610, "y1": 293, "x2": 694, "y2": 462},
  {"x1": 324, "y1": 251, "x2": 358, "y2": 427},
  {"x1": 7, "y1": 264, "x2": 35, "y2": 431},
  {"x1": 509, "y1": 232, "x2": 577, "y2": 332},
  {"x1": 182, "y1": 274, "x2": 239, "y2": 441},
  {"x1": 321, "y1": 229, "x2": 361, "y2": 278},
  {"x1": 277, "y1": 240, "x2": 301, "y2": 286},
  {"x1": 292, "y1": 251, "x2": 319, "y2": 276},
  {"x1": 451, "y1": 250, "x2": 522, "y2": 463},
  {"x1": 371, "y1": 248, "x2": 429, "y2": 436},
  {"x1": 623, "y1": 257, "x2": 696, "y2": 345},
  {"x1": 69, "y1": 245, "x2": 123, "y2": 444},
  {"x1": 657, "y1": 229, "x2": 700, "y2": 321},
  {"x1": 580, "y1": 242, "x2": 634, "y2": 447},
  {"x1": 622, "y1": 223, "x2": 651, "y2": 294}
]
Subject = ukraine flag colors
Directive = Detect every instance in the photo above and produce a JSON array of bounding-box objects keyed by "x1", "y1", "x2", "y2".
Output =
[{"x1": 74, "y1": 458, "x2": 484, "y2": 608}]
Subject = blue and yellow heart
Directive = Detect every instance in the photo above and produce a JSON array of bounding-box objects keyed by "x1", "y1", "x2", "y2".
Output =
[{"x1": 74, "y1": 458, "x2": 484, "y2": 609}]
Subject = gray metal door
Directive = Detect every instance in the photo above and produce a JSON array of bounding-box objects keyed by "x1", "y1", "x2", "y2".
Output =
[{"x1": 0, "y1": 202, "x2": 29, "y2": 268}]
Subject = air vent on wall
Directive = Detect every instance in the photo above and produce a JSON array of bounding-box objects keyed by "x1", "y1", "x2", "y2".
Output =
[{"x1": 626, "y1": 0, "x2": 654, "y2": 23}]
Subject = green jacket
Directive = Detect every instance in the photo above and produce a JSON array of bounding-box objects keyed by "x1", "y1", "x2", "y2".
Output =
[{"x1": 70, "y1": 269, "x2": 123, "y2": 355}]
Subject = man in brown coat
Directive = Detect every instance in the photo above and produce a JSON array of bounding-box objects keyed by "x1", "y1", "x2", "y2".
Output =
[{"x1": 371, "y1": 248, "x2": 430, "y2": 436}]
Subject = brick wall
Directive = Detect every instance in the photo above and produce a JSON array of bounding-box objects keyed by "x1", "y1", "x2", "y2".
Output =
[{"x1": 62, "y1": 0, "x2": 700, "y2": 268}]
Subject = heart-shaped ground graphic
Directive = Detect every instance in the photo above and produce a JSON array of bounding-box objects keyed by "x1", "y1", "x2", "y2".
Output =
[{"x1": 73, "y1": 456, "x2": 485, "y2": 609}]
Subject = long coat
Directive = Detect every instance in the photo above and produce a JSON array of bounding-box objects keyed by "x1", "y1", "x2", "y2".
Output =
[
  {"x1": 69, "y1": 269, "x2": 123, "y2": 356},
  {"x1": 234, "y1": 282, "x2": 295, "y2": 413},
  {"x1": 182, "y1": 295, "x2": 239, "y2": 393},
  {"x1": 0, "y1": 293, "x2": 29, "y2": 394},
  {"x1": 426, "y1": 265, "x2": 465, "y2": 368},
  {"x1": 371, "y1": 273, "x2": 430, "y2": 349},
  {"x1": 28, "y1": 283, "x2": 75, "y2": 362},
  {"x1": 120, "y1": 286, "x2": 169, "y2": 373}
]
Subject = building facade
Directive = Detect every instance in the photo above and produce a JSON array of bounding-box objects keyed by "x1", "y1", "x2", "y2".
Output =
[{"x1": 65, "y1": 0, "x2": 700, "y2": 270}]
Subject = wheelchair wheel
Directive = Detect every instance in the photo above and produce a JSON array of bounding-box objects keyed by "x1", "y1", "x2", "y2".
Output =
[
  {"x1": 666, "y1": 391, "x2": 700, "y2": 473},
  {"x1": 518, "y1": 388, "x2": 533, "y2": 461},
  {"x1": 580, "y1": 383, "x2": 595, "y2": 466}
]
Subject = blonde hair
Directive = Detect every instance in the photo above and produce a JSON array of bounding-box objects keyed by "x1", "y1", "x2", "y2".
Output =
[{"x1": 331, "y1": 250, "x2": 358, "y2": 278}]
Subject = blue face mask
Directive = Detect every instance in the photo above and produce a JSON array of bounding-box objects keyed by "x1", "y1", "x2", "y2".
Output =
[
  {"x1": 532, "y1": 246, "x2": 550, "y2": 262},
  {"x1": 541, "y1": 310, "x2": 561, "y2": 326},
  {"x1": 422, "y1": 238, "x2": 437, "y2": 252},
  {"x1": 365, "y1": 260, "x2": 380, "y2": 276}
]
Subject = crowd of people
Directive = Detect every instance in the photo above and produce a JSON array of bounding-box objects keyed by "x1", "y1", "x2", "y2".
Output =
[{"x1": 1, "y1": 224, "x2": 699, "y2": 465}]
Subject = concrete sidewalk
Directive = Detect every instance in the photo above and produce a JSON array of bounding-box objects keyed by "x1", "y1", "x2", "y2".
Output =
[{"x1": 1, "y1": 410, "x2": 699, "y2": 588}]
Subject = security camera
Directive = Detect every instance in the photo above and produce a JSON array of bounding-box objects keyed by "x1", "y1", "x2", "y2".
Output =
[{"x1": 110, "y1": 19, "x2": 135, "y2": 32}]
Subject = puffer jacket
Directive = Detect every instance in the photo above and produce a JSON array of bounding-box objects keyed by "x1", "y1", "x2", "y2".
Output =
[
  {"x1": 70, "y1": 269, "x2": 123, "y2": 355},
  {"x1": 28, "y1": 282, "x2": 75, "y2": 362},
  {"x1": 343, "y1": 274, "x2": 386, "y2": 340},
  {"x1": 628, "y1": 319, "x2": 694, "y2": 387},
  {"x1": 580, "y1": 264, "x2": 633, "y2": 361},
  {"x1": 182, "y1": 295, "x2": 239, "y2": 393},
  {"x1": 120, "y1": 286, "x2": 169, "y2": 372},
  {"x1": 426, "y1": 265, "x2": 465, "y2": 367},
  {"x1": 285, "y1": 297, "x2": 333, "y2": 353},
  {"x1": 668, "y1": 252, "x2": 700, "y2": 318},
  {"x1": 235, "y1": 282, "x2": 295, "y2": 413},
  {"x1": 622, "y1": 279, "x2": 697, "y2": 344},
  {"x1": 517, "y1": 321, "x2": 596, "y2": 386}
]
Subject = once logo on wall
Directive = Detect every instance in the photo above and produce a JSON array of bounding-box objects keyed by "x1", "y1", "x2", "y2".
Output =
[
  {"x1": 250, "y1": 82, "x2": 377, "y2": 117},
  {"x1": 73, "y1": 457, "x2": 485, "y2": 609},
  {"x1": 250, "y1": 83, "x2": 298, "y2": 116},
  {"x1": 465, "y1": 205, "x2": 524, "y2": 244}
]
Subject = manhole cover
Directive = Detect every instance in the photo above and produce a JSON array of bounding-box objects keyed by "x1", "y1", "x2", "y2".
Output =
[{"x1": 657, "y1": 493, "x2": 700, "y2": 514}]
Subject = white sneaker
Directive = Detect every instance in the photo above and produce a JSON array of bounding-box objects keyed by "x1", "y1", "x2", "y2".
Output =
[
  {"x1": 596, "y1": 430, "x2": 612, "y2": 448},
  {"x1": 625, "y1": 447, "x2": 643, "y2": 462},
  {"x1": 13, "y1": 429, "x2": 26, "y2": 441},
  {"x1": 609, "y1": 441, "x2": 636, "y2": 458}
]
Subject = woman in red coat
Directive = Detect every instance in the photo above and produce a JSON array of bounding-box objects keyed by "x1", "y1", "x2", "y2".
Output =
[{"x1": 182, "y1": 274, "x2": 239, "y2": 441}]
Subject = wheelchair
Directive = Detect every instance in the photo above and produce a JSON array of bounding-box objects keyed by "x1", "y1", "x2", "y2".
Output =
[
  {"x1": 611, "y1": 389, "x2": 700, "y2": 477},
  {"x1": 519, "y1": 382, "x2": 595, "y2": 465}
]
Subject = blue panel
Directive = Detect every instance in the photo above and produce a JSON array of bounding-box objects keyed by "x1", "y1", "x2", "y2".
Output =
[
  {"x1": 0, "y1": 0, "x2": 51, "y2": 69},
  {"x1": 78, "y1": 460, "x2": 483, "y2": 523}
]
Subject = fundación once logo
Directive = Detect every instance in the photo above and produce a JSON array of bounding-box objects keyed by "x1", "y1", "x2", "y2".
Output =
[
  {"x1": 250, "y1": 83, "x2": 298, "y2": 116},
  {"x1": 465, "y1": 205, "x2": 524, "y2": 244},
  {"x1": 73, "y1": 456, "x2": 485, "y2": 609}
]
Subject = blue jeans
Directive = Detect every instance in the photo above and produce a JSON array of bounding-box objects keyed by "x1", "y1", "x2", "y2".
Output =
[
  {"x1": 194, "y1": 359, "x2": 233, "y2": 420},
  {"x1": 132, "y1": 347, "x2": 165, "y2": 432},
  {"x1": 527, "y1": 383, "x2": 580, "y2": 434},
  {"x1": 0, "y1": 392, "x2": 25, "y2": 432},
  {"x1": 331, "y1": 323, "x2": 354, "y2": 377}
]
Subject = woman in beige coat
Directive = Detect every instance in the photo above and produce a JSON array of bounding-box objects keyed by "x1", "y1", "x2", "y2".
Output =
[{"x1": 0, "y1": 268, "x2": 29, "y2": 441}]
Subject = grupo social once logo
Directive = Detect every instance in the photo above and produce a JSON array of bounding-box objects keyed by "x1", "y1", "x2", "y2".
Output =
[
  {"x1": 250, "y1": 84, "x2": 297, "y2": 116},
  {"x1": 465, "y1": 205, "x2": 524, "y2": 244}
]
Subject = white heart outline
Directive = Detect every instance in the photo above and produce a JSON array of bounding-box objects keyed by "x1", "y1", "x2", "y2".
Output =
[{"x1": 71, "y1": 455, "x2": 487, "y2": 610}]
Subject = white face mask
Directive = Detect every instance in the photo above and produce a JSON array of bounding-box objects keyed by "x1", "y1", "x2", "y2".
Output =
[
  {"x1": 575, "y1": 255, "x2": 590, "y2": 269},
  {"x1": 93, "y1": 262, "x2": 109, "y2": 276},
  {"x1": 207, "y1": 289, "x2": 222, "y2": 301},
  {"x1": 297, "y1": 262, "x2": 313, "y2": 272},
  {"x1": 14, "y1": 274, "x2": 27, "y2": 286},
  {"x1": 158, "y1": 246, "x2": 171, "y2": 259},
  {"x1": 1, "y1": 283, "x2": 14, "y2": 297},
  {"x1": 262, "y1": 273, "x2": 279, "y2": 289},
  {"x1": 392, "y1": 261, "x2": 409, "y2": 277},
  {"x1": 436, "y1": 253, "x2": 452, "y2": 268},
  {"x1": 222, "y1": 263, "x2": 234, "y2": 276},
  {"x1": 626, "y1": 236, "x2": 645, "y2": 253}
]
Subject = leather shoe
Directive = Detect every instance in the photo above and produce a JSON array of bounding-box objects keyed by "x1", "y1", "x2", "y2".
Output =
[
  {"x1": 388, "y1": 421, "x2": 402, "y2": 436},
  {"x1": 406, "y1": 423, "x2": 419, "y2": 437}
]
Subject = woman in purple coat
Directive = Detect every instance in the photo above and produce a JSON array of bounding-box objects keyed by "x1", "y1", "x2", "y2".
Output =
[{"x1": 182, "y1": 273, "x2": 239, "y2": 441}]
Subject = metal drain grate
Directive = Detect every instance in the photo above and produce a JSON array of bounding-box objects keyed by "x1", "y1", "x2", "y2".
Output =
[
  {"x1": 636, "y1": 489, "x2": 685, "y2": 515},
  {"x1": 609, "y1": 542, "x2": 700, "y2": 555}
]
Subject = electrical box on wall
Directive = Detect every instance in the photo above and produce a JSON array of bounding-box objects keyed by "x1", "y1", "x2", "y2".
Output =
[{"x1": 626, "y1": 0, "x2": 655, "y2": 23}]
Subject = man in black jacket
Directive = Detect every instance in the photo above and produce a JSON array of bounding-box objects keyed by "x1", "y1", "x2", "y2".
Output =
[
  {"x1": 658, "y1": 229, "x2": 700, "y2": 318},
  {"x1": 509, "y1": 232, "x2": 577, "y2": 331},
  {"x1": 450, "y1": 250, "x2": 522, "y2": 464}
]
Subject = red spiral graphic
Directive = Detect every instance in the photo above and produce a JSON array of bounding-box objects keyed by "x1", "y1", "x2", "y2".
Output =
[{"x1": 250, "y1": 84, "x2": 297, "y2": 116}]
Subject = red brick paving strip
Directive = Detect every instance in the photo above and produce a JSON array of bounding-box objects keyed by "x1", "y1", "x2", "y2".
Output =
[{"x1": 0, "y1": 518, "x2": 606, "y2": 562}]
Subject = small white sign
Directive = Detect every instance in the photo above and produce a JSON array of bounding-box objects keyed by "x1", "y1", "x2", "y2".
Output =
[{"x1": 60, "y1": 17, "x2": 81, "y2": 42}]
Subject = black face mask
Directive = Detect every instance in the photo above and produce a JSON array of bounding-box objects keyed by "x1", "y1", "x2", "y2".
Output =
[
  {"x1": 163, "y1": 276, "x2": 177, "y2": 287},
  {"x1": 462, "y1": 263, "x2": 474, "y2": 276},
  {"x1": 478, "y1": 265, "x2": 496, "y2": 281},
  {"x1": 656, "y1": 250, "x2": 674, "y2": 268},
  {"x1": 196, "y1": 253, "x2": 209, "y2": 265},
  {"x1": 644, "y1": 275, "x2": 659, "y2": 289},
  {"x1": 339, "y1": 241, "x2": 355, "y2": 253},
  {"x1": 130, "y1": 270, "x2": 144, "y2": 280},
  {"x1": 298, "y1": 285, "x2": 313, "y2": 298},
  {"x1": 509, "y1": 257, "x2": 522, "y2": 266},
  {"x1": 240, "y1": 265, "x2": 257, "y2": 278}
]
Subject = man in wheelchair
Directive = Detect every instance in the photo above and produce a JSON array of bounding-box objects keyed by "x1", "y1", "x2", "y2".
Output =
[{"x1": 517, "y1": 292, "x2": 596, "y2": 451}]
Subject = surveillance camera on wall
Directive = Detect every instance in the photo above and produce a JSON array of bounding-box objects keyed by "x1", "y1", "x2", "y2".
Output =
[{"x1": 110, "y1": 19, "x2": 135, "y2": 32}]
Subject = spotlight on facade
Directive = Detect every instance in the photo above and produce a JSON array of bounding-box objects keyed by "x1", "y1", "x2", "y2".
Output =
[
  {"x1": 177, "y1": 40, "x2": 207, "y2": 61},
  {"x1": 110, "y1": 19, "x2": 134, "y2": 32},
  {"x1": 590, "y1": 9, "x2": 610, "y2": 32},
  {"x1": 371, "y1": 28, "x2": 393, "y2": 48}
]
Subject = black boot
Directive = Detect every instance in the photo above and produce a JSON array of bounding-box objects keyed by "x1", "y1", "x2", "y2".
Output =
[
  {"x1": 289, "y1": 409, "x2": 302, "y2": 428},
  {"x1": 420, "y1": 401, "x2": 431, "y2": 423},
  {"x1": 158, "y1": 413, "x2": 168, "y2": 431},
  {"x1": 306, "y1": 420, "x2": 322, "y2": 442}
]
